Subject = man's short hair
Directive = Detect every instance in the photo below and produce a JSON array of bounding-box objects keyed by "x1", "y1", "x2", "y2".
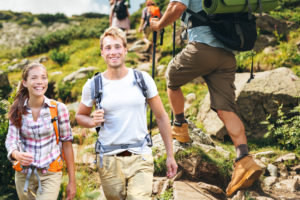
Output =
[{"x1": 100, "y1": 27, "x2": 127, "y2": 50}]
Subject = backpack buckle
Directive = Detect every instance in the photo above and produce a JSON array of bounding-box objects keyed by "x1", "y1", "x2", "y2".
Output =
[{"x1": 51, "y1": 117, "x2": 58, "y2": 123}]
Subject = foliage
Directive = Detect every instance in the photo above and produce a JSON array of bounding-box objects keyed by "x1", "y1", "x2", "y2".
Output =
[
  {"x1": 79, "y1": 13, "x2": 108, "y2": 19},
  {"x1": 0, "y1": 22, "x2": 3, "y2": 28},
  {"x1": 159, "y1": 55, "x2": 172, "y2": 65},
  {"x1": 55, "y1": 81, "x2": 74, "y2": 103},
  {"x1": 49, "y1": 49, "x2": 70, "y2": 66},
  {"x1": 159, "y1": 189, "x2": 173, "y2": 200},
  {"x1": 21, "y1": 18, "x2": 109, "y2": 57},
  {"x1": 17, "y1": 16, "x2": 34, "y2": 25},
  {"x1": 262, "y1": 102, "x2": 300, "y2": 150},
  {"x1": 0, "y1": 87, "x2": 17, "y2": 188},
  {"x1": 36, "y1": 13, "x2": 68, "y2": 24},
  {"x1": 269, "y1": 0, "x2": 300, "y2": 23}
]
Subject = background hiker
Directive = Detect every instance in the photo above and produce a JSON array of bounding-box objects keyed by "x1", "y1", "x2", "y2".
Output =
[
  {"x1": 150, "y1": 0, "x2": 263, "y2": 196},
  {"x1": 138, "y1": 0, "x2": 164, "y2": 52},
  {"x1": 110, "y1": 0, "x2": 130, "y2": 32},
  {"x1": 5, "y1": 62, "x2": 76, "y2": 200},
  {"x1": 75, "y1": 27, "x2": 178, "y2": 200}
]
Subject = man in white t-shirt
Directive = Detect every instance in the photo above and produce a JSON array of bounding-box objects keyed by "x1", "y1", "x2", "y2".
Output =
[{"x1": 75, "y1": 27, "x2": 177, "y2": 200}]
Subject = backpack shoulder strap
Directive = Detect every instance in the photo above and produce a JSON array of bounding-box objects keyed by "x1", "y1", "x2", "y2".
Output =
[
  {"x1": 133, "y1": 69, "x2": 148, "y2": 101},
  {"x1": 49, "y1": 100, "x2": 59, "y2": 145},
  {"x1": 93, "y1": 72, "x2": 103, "y2": 110}
]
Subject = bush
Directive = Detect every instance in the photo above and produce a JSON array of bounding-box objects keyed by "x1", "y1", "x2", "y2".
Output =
[
  {"x1": 80, "y1": 12, "x2": 108, "y2": 19},
  {"x1": 21, "y1": 18, "x2": 109, "y2": 57},
  {"x1": 262, "y1": 102, "x2": 300, "y2": 150},
  {"x1": 55, "y1": 81, "x2": 74, "y2": 103},
  {"x1": 49, "y1": 49, "x2": 70, "y2": 66},
  {"x1": 0, "y1": 88, "x2": 16, "y2": 187},
  {"x1": 37, "y1": 13, "x2": 68, "y2": 24},
  {"x1": 0, "y1": 23, "x2": 3, "y2": 29},
  {"x1": 17, "y1": 16, "x2": 34, "y2": 25}
]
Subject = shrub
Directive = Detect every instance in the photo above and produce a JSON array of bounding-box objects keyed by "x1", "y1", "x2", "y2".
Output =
[
  {"x1": 0, "y1": 87, "x2": 17, "y2": 187},
  {"x1": 17, "y1": 16, "x2": 34, "y2": 25},
  {"x1": 21, "y1": 18, "x2": 109, "y2": 57},
  {"x1": 80, "y1": 12, "x2": 108, "y2": 19},
  {"x1": 49, "y1": 49, "x2": 70, "y2": 66},
  {"x1": 0, "y1": 23, "x2": 3, "y2": 29},
  {"x1": 262, "y1": 102, "x2": 300, "y2": 150},
  {"x1": 37, "y1": 13, "x2": 68, "y2": 24},
  {"x1": 55, "y1": 81, "x2": 74, "y2": 103}
]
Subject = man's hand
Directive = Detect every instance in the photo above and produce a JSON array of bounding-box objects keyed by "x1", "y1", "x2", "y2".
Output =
[
  {"x1": 138, "y1": 27, "x2": 142, "y2": 33},
  {"x1": 14, "y1": 151, "x2": 33, "y2": 166},
  {"x1": 150, "y1": 18, "x2": 161, "y2": 32},
  {"x1": 166, "y1": 156, "x2": 178, "y2": 178},
  {"x1": 92, "y1": 109, "x2": 105, "y2": 127},
  {"x1": 66, "y1": 180, "x2": 76, "y2": 200}
]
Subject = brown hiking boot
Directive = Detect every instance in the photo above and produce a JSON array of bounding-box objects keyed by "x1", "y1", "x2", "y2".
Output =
[
  {"x1": 172, "y1": 121, "x2": 190, "y2": 143},
  {"x1": 226, "y1": 155, "x2": 263, "y2": 196}
]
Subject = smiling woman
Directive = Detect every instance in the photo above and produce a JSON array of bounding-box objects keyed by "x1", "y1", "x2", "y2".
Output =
[{"x1": 5, "y1": 62, "x2": 77, "y2": 200}]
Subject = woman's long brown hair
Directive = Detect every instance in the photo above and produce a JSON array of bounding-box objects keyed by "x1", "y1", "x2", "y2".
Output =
[{"x1": 7, "y1": 62, "x2": 47, "y2": 128}]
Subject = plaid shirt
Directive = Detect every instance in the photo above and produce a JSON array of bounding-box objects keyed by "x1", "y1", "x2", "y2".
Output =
[{"x1": 5, "y1": 96, "x2": 73, "y2": 169}]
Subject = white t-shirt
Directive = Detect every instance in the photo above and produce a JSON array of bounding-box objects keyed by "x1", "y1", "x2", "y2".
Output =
[{"x1": 81, "y1": 68, "x2": 158, "y2": 155}]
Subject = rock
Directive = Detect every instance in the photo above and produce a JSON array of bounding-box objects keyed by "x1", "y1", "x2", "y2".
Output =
[
  {"x1": 254, "y1": 36, "x2": 277, "y2": 52},
  {"x1": 291, "y1": 164, "x2": 300, "y2": 171},
  {"x1": 276, "y1": 153, "x2": 296, "y2": 162},
  {"x1": 178, "y1": 156, "x2": 200, "y2": 177},
  {"x1": 63, "y1": 66, "x2": 98, "y2": 83},
  {"x1": 186, "y1": 93, "x2": 196, "y2": 103},
  {"x1": 197, "y1": 68, "x2": 300, "y2": 139},
  {"x1": 232, "y1": 190, "x2": 246, "y2": 200},
  {"x1": 12, "y1": 58, "x2": 18, "y2": 63},
  {"x1": 136, "y1": 62, "x2": 151, "y2": 72},
  {"x1": 171, "y1": 171, "x2": 183, "y2": 182},
  {"x1": 278, "y1": 164, "x2": 288, "y2": 178},
  {"x1": 254, "y1": 151, "x2": 275, "y2": 158},
  {"x1": 264, "y1": 177, "x2": 277, "y2": 187},
  {"x1": 156, "y1": 65, "x2": 166, "y2": 76},
  {"x1": 7, "y1": 58, "x2": 29, "y2": 71},
  {"x1": 160, "y1": 179, "x2": 169, "y2": 195},
  {"x1": 1, "y1": 61, "x2": 9, "y2": 66},
  {"x1": 50, "y1": 71, "x2": 62, "y2": 76},
  {"x1": 275, "y1": 179, "x2": 299, "y2": 192},
  {"x1": 129, "y1": 40, "x2": 147, "y2": 53},
  {"x1": 40, "y1": 55, "x2": 48, "y2": 63},
  {"x1": 260, "y1": 157, "x2": 270, "y2": 163},
  {"x1": 267, "y1": 164, "x2": 278, "y2": 177},
  {"x1": 262, "y1": 46, "x2": 278, "y2": 55},
  {"x1": 254, "y1": 159, "x2": 267, "y2": 170},
  {"x1": 72, "y1": 144, "x2": 95, "y2": 169},
  {"x1": 255, "y1": 197, "x2": 274, "y2": 200},
  {"x1": 197, "y1": 182, "x2": 223, "y2": 193},
  {"x1": 294, "y1": 175, "x2": 300, "y2": 181},
  {"x1": 173, "y1": 181, "x2": 216, "y2": 200},
  {"x1": 66, "y1": 102, "x2": 80, "y2": 113},
  {"x1": 152, "y1": 177, "x2": 166, "y2": 194},
  {"x1": 255, "y1": 13, "x2": 300, "y2": 36}
]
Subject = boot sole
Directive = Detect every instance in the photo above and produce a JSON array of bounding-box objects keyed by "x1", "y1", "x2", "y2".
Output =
[
  {"x1": 172, "y1": 136, "x2": 190, "y2": 143},
  {"x1": 227, "y1": 166, "x2": 263, "y2": 196}
]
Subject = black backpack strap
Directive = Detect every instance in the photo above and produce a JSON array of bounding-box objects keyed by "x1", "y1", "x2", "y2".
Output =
[
  {"x1": 133, "y1": 69, "x2": 148, "y2": 105},
  {"x1": 94, "y1": 72, "x2": 103, "y2": 110}
]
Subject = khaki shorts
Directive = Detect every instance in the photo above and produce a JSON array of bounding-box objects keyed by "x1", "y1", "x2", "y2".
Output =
[
  {"x1": 15, "y1": 170, "x2": 62, "y2": 200},
  {"x1": 97, "y1": 154, "x2": 154, "y2": 200},
  {"x1": 166, "y1": 42, "x2": 238, "y2": 113}
]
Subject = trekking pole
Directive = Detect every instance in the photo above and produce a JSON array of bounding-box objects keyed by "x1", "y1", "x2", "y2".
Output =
[
  {"x1": 149, "y1": 31, "x2": 157, "y2": 135},
  {"x1": 160, "y1": 28, "x2": 165, "y2": 46},
  {"x1": 170, "y1": 21, "x2": 176, "y2": 125}
]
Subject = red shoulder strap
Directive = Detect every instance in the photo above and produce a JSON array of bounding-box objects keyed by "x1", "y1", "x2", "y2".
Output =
[{"x1": 49, "y1": 101, "x2": 59, "y2": 145}]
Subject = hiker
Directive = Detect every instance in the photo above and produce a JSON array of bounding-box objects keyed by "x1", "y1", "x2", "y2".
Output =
[
  {"x1": 75, "y1": 27, "x2": 177, "y2": 200},
  {"x1": 138, "y1": 0, "x2": 164, "y2": 51},
  {"x1": 150, "y1": 0, "x2": 263, "y2": 196},
  {"x1": 110, "y1": 0, "x2": 130, "y2": 32},
  {"x1": 5, "y1": 62, "x2": 76, "y2": 200}
]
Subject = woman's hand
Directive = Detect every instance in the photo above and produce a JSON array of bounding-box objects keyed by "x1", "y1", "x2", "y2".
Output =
[
  {"x1": 66, "y1": 180, "x2": 76, "y2": 200},
  {"x1": 13, "y1": 150, "x2": 33, "y2": 166},
  {"x1": 166, "y1": 156, "x2": 178, "y2": 178}
]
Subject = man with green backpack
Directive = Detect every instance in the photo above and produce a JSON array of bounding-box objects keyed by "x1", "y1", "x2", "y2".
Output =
[{"x1": 150, "y1": 0, "x2": 278, "y2": 196}]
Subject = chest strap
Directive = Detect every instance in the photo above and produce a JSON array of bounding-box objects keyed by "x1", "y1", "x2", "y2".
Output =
[{"x1": 94, "y1": 134, "x2": 152, "y2": 168}]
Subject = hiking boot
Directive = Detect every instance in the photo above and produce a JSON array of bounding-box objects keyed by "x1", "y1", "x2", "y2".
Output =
[
  {"x1": 226, "y1": 155, "x2": 263, "y2": 196},
  {"x1": 172, "y1": 121, "x2": 190, "y2": 143}
]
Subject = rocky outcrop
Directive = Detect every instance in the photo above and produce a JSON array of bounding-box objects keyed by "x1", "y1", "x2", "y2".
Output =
[
  {"x1": 7, "y1": 59, "x2": 29, "y2": 71},
  {"x1": 0, "y1": 22, "x2": 71, "y2": 48},
  {"x1": 254, "y1": 35, "x2": 277, "y2": 52},
  {"x1": 255, "y1": 13, "x2": 300, "y2": 36},
  {"x1": 63, "y1": 66, "x2": 98, "y2": 83},
  {"x1": 198, "y1": 67, "x2": 300, "y2": 139}
]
